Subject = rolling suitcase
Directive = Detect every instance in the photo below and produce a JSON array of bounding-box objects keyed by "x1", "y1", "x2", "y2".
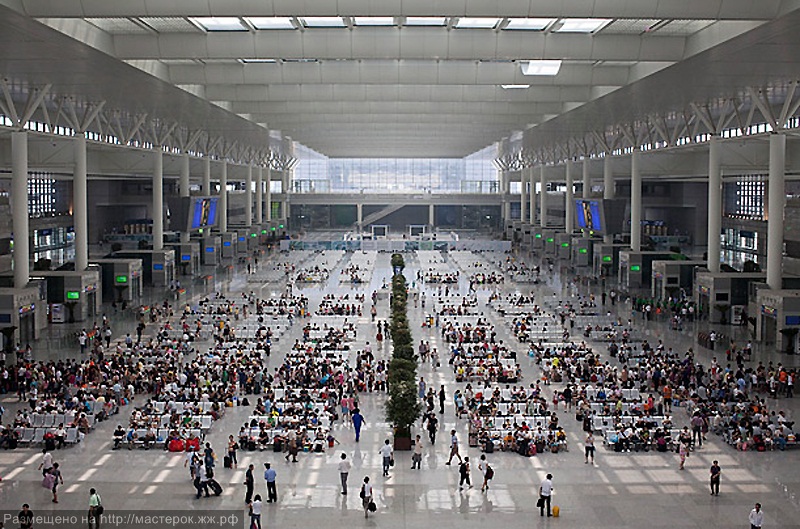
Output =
[
  {"x1": 208, "y1": 479, "x2": 223, "y2": 496},
  {"x1": 223, "y1": 455, "x2": 232, "y2": 468}
]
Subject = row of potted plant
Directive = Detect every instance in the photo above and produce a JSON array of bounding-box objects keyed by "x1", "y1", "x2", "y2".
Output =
[{"x1": 386, "y1": 253, "x2": 422, "y2": 450}]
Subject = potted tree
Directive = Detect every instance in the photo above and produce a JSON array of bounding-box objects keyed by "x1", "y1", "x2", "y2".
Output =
[
  {"x1": 391, "y1": 253, "x2": 405, "y2": 276},
  {"x1": 386, "y1": 380, "x2": 421, "y2": 450}
]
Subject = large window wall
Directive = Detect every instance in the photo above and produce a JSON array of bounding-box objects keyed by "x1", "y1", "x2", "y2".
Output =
[{"x1": 292, "y1": 144, "x2": 498, "y2": 194}]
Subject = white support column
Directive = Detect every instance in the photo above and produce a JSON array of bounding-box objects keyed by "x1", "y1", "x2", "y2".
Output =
[
  {"x1": 429, "y1": 203, "x2": 435, "y2": 227},
  {"x1": 603, "y1": 155, "x2": 614, "y2": 199},
  {"x1": 565, "y1": 160, "x2": 574, "y2": 234},
  {"x1": 282, "y1": 171, "x2": 289, "y2": 220},
  {"x1": 152, "y1": 148, "x2": 164, "y2": 251},
  {"x1": 245, "y1": 164, "x2": 253, "y2": 228},
  {"x1": 630, "y1": 149, "x2": 642, "y2": 252},
  {"x1": 582, "y1": 159, "x2": 591, "y2": 199},
  {"x1": 357, "y1": 203, "x2": 363, "y2": 231},
  {"x1": 529, "y1": 167, "x2": 536, "y2": 224},
  {"x1": 255, "y1": 165, "x2": 263, "y2": 224},
  {"x1": 265, "y1": 167, "x2": 272, "y2": 222},
  {"x1": 73, "y1": 134, "x2": 88, "y2": 271},
  {"x1": 603, "y1": 155, "x2": 614, "y2": 243},
  {"x1": 203, "y1": 156, "x2": 211, "y2": 195},
  {"x1": 540, "y1": 165, "x2": 547, "y2": 228},
  {"x1": 519, "y1": 169, "x2": 527, "y2": 222},
  {"x1": 767, "y1": 133, "x2": 786, "y2": 290},
  {"x1": 499, "y1": 171, "x2": 507, "y2": 224},
  {"x1": 707, "y1": 135, "x2": 722, "y2": 273},
  {"x1": 12, "y1": 132, "x2": 29, "y2": 289},
  {"x1": 179, "y1": 152, "x2": 190, "y2": 243},
  {"x1": 219, "y1": 160, "x2": 228, "y2": 233}
]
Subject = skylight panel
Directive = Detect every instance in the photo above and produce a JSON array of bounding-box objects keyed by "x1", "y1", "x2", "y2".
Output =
[
  {"x1": 501, "y1": 85, "x2": 531, "y2": 89},
  {"x1": 455, "y1": 18, "x2": 501, "y2": 29},
  {"x1": 189, "y1": 17, "x2": 247, "y2": 31},
  {"x1": 246, "y1": 17, "x2": 295, "y2": 30},
  {"x1": 520, "y1": 60, "x2": 562, "y2": 76},
  {"x1": 354, "y1": 17, "x2": 395, "y2": 26},
  {"x1": 504, "y1": 18, "x2": 554, "y2": 31},
  {"x1": 239, "y1": 59, "x2": 278, "y2": 63},
  {"x1": 302, "y1": 17, "x2": 347, "y2": 28},
  {"x1": 405, "y1": 17, "x2": 447, "y2": 26},
  {"x1": 553, "y1": 18, "x2": 611, "y2": 33}
]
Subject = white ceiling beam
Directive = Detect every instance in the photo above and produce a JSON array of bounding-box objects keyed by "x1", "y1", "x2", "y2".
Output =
[
  {"x1": 167, "y1": 61, "x2": 634, "y2": 87},
  {"x1": 12, "y1": 0, "x2": 784, "y2": 20},
  {"x1": 203, "y1": 84, "x2": 595, "y2": 102},
  {"x1": 230, "y1": 100, "x2": 565, "y2": 115},
  {"x1": 113, "y1": 31, "x2": 687, "y2": 62}
]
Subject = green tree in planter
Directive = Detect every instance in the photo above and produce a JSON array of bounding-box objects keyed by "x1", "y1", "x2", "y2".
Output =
[
  {"x1": 387, "y1": 358, "x2": 417, "y2": 387},
  {"x1": 391, "y1": 253, "x2": 405, "y2": 275},
  {"x1": 385, "y1": 380, "x2": 422, "y2": 439},
  {"x1": 392, "y1": 343, "x2": 416, "y2": 362},
  {"x1": 392, "y1": 327, "x2": 412, "y2": 348}
]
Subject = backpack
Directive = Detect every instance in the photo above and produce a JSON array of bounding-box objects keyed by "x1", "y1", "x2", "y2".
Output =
[
  {"x1": 485, "y1": 465, "x2": 494, "y2": 480},
  {"x1": 359, "y1": 485, "x2": 365, "y2": 499}
]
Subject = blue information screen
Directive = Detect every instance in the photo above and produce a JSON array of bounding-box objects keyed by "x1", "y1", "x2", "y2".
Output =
[{"x1": 190, "y1": 198, "x2": 219, "y2": 229}]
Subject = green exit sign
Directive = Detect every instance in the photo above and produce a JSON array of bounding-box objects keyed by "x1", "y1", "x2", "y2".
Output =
[
  {"x1": 561, "y1": 243, "x2": 570, "y2": 248},
  {"x1": 579, "y1": 248, "x2": 588, "y2": 254},
  {"x1": 270, "y1": 227, "x2": 276, "y2": 231},
  {"x1": 602, "y1": 256, "x2": 613, "y2": 262},
  {"x1": 630, "y1": 265, "x2": 641, "y2": 272},
  {"x1": 546, "y1": 238, "x2": 554, "y2": 242},
  {"x1": 261, "y1": 230, "x2": 267, "y2": 234},
  {"x1": 278, "y1": 224, "x2": 284, "y2": 229},
  {"x1": 535, "y1": 234, "x2": 542, "y2": 239},
  {"x1": 251, "y1": 233, "x2": 257, "y2": 238},
  {"x1": 115, "y1": 275, "x2": 128, "y2": 284},
  {"x1": 66, "y1": 291, "x2": 80, "y2": 300}
]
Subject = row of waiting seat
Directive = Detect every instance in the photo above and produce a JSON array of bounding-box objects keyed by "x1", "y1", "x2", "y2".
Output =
[
  {"x1": 150, "y1": 401, "x2": 217, "y2": 414},
  {"x1": 15, "y1": 426, "x2": 82, "y2": 445},
  {"x1": 135, "y1": 414, "x2": 214, "y2": 431}
]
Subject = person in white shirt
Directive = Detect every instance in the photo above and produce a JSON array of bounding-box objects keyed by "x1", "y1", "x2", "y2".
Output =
[
  {"x1": 749, "y1": 502, "x2": 763, "y2": 529},
  {"x1": 38, "y1": 450, "x2": 53, "y2": 477},
  {"x1": 338, "y1": 453, "x2": 351, "y2": 495},
  {"x1": 539, "y1": 474, "x2": 553, "y2": 517},
  {"x1": 412, "y1": 435, "x2": 423, "y2": 470},
  {"x1": 361, "y1": 477, "x2": 373, "y2": 518},
  {"x1": 378, "y1": 439, "x2": 393, "y2": 476},
  {"x1": 249, "y1": 494, "x2": 262, "y2": 529}
]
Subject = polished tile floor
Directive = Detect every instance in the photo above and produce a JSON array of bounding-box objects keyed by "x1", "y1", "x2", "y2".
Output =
[{"x1": 2, "y1": 246, "x2": 800, "y2": 529}]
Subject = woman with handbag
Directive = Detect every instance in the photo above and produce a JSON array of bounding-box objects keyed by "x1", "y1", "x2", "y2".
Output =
[{"x1": 88, "y1": 488, "x2": 103, "y2": 529}]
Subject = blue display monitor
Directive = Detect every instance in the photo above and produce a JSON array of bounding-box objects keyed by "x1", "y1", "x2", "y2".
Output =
[
  {"x1": 574, "y1": 199, "x2": 604, "y2": 233},
  {"x1": 181, "y1": 254, "x2": 191, "y2": 261},
  {"x1": 190, "y1": 197, "x2": 219, "y2": 230}
]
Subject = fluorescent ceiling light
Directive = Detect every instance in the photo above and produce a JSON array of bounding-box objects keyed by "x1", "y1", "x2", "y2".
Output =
[
  {"x1": 554, "y1": 18, "x2": 611, "y2": 33},
  {"x1": 239, "y1": 58, "x2": 277, "y2": 63},
  {"x1": 520, "y1": 60, "x2": 562, "y2": 76},
  {"x1": 455, "y1": 17, "x2": 500, "y2": 29},
  {"x1": 504, "y1": 18, "x2": 554, "y2": 31},
  {"x1": 354, "y1": 17, "x2": 395, "y2": 26},
  {"x1": 189, "y1": 17, "x2": 246, "y2": 31},
  {"x1": 405, "y1": 17, "x2": 447, "y2": 26},
  {"x1": 501, "y1": 84, "x2": 531, "y2": 89},
  {"x1": 302, "y1": 17, "x2": 346, "y2": 28},
  {"x1": 245, "y1": 17, "x2": 295, "y2": 30}
]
